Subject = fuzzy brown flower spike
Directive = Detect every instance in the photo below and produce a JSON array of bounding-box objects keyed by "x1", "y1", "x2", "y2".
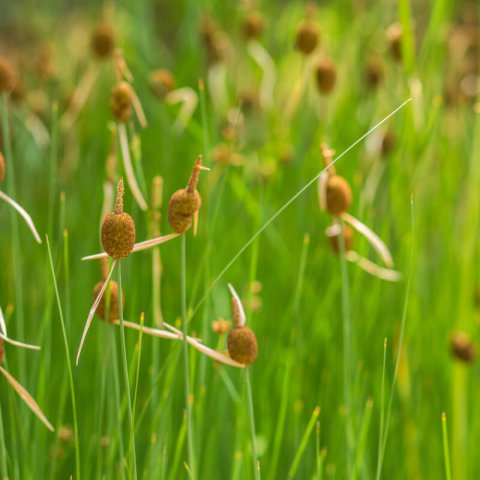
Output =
[
  {"x1": 168, "y1": 155, "x2": 208, "y2": 235},
  {"x1": 101, "y1": 178, "x2": 136, "y2": 259},
  {"x1": 91, "y1": 23, "x2": 117, "y2": 60},
  {"x1": 227, "y1": 284, "x2": 258, "y2": 365},
  {"x1": 111, "y1": 82, "x2": 133, "y2": 123},
  {"x1": 0, "y1": 57, "x2": 15, "y2": 92}
]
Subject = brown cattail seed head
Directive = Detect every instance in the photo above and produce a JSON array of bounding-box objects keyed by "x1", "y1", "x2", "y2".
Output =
[
  {"x1": 93, "y1": 280, "x2": 124, "y2": 323},
  {"x1": 295, "y1": 21, "x2": 319, "y2": 55},
  {"x1": 325, "y1": 175, "x2": 352, "y2": 216},
  {"x1": 0, "y1": 338, "x2": 4, "y2": 365},
  {"x1": 212, "y1": 318, "x2": 232, "y2": 335},
  {"x1": 0, "y1": 57, "x2": 16, "y2": 92},
  {"x1": 365, "y1": 57, "x2": 384, "y2": 89},
  {"x1": 450, "y1": 332, "x2": 475, "y2": 363},
  {"x1": 101, "y1": 179, "x2": 136, "y2": 258},
  {"x1": 0, "y1": 152, "x2": 5, "y2": 183},
  {"x1": 387, "y1": 23, "x2": 403, "y2": 62},
  {"x1": 381, "y1": 129, "x2": 396, "y2": 158},
  {"x1": 228, "y1": 326, "x2": 258, "y2": 365},
  {"x1": 168, "y1": 156, "x2": 204, "y2": 234},
  {"x1": 91, "y1": 23, "x2": 117, "y2": 59},
  {"x1": 315, "y1": 58, "x2": 337, "y2": 94},
  {"x1": 149, "y1": 69, "x2": 176, "y2": 101},
  {"x1": 110, "y1": 82, "x2": 132, "y2": 122},
  {"x1": 243, "y1": 11, "x2": 264, "y2": 40},
  {"x1": 328, "y1": 225, "x2": 354, "y2": 254}
]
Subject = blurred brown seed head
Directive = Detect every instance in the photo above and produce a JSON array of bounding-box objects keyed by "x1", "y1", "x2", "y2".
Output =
[
  {"x1": 149, "y1": 69, "x2": 176, "y2": 101},
  {"x1": 315, "y1": 58, "x2": 337, "y2": 94},
  {"x1": 91, "y1": 23, "x2": 117, "y2": 59},
  {"x1": 381, "y1": 129, "x2": 396, "y2": 158},
  {"x1": 387, "y1": 23, "x2": 403, "y2": 62},
  {"x1": 93, "y1": 280, "x2": 124, "y2": 323},
  {"x1": 212, "y1": 318, "x2": 232, "y2": 335},
  {"x1": 0, "y1": 57, "x2": 16, "y2": 92},
  {"x1": 0, "y1": 152, "x2": 5, "y2": 183},
  {"x1": 110, "y1": 82, "x2": 132, "y2": 122},
  {"x1": 242, "y1": 10, "x2": 265, "y2": 40},
  {"x1": 227, "y1": 326, "x2": 258, "y2": 365},
  {"x1": 295, "y1": 21, "x2": 319, "y2": 55},
  {"x1": 365, "y1": 57, "x2": 384, "y2": 89},
  {"x1": 450, "y1": 332, "x2": 475, "y2": 363},
  {"x1": 325, "y1": 175, "x2": 352, "y2": 216},
  {"x1": 200, "y1": 17, "x2": 230, "y2": 64}
]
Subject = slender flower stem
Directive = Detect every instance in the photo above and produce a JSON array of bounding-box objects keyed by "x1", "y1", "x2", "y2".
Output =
[
  {"x1": 338, "y1": 218, "x2": 354, "y2": 477},
  {"x1": 46, "y1": 236, "x2": 81, "y2": 479},
  {"x1": 0, "y1": 402, "x2": 8, "y2": 478},
  {"x1": 181, "y1": 234, "x2": 196, "y2": 478},
  {"x1": 117, "y1": 261, "x2": 138, "y2": 480},
  {"x1": 245, "y1": 368, "x2": 260, "y2": 480}
]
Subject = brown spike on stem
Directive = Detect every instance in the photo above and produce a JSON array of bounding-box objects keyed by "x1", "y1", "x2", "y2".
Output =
[
  {"x1": 115, "y1": 178, "x2": 124, "y2": 213},
  {"x1": 186, "y1": 155, "x2": 202, "y2": 193}
]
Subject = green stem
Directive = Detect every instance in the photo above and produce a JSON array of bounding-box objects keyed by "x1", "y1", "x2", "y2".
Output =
[
  {"x1": 181, "y1": 234, "x2": 196, "y2": 478},
  {"x1": 442, "y1": 412, "x2": 452, "y2": 480},
  {"x1": 0, "y1": 402, "x2": 8, "y2": 478},
  {"x1": 245, "y1": 368, "x2": 260, "y2": 480},
  {"x1": 46, "y1": 235, "x2": 81, "y2": 480},
  {"x1": 338, "y1": 218, "x2": 354, "y2": 477},
  {"x1": 117, "y1": 261, "x2": 138, "y2": 480}
]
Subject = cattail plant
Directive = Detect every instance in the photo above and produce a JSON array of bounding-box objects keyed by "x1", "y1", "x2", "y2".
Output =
[
  {"x1": 227, "y1": 284, "x2": 260, "y2": 479},
  {"x1": 386, "y1": 23, "x2": 403, "y2": 63},
  {"x1": 318, "y1": 144, "x2": 400, "y2": 281},
  {"x1": 60, "y1": 20, "x2": 117, "y2": 130},
  {"x1": 450, "y1": 332, "x2": 475, "y2": 363},
  {"x1": 0, "y1": 307, "x2": 53, "y2": 431},
  {"x1": 0, "y1": 151, "x2": 42, "y2": 243},
  {"x1": 149, "y1": 68, "x2": 198, "y2": 133}
]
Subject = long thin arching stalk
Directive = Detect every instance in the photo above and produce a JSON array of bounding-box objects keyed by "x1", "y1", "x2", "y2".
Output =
[
  {"x1": 117, "y1": 261, "x2": 138, "y2": 480},
  {"x1": 181, "y1": 234, "x2": 196, "y2": 478},
  {"x1": 46, "y1": 235, "x2": 81, "y2": 480}
]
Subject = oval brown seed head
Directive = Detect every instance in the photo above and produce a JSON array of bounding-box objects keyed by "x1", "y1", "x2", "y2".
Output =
[
  {"x1": 381, "y1": 129, "x2": 396, "y2": 158},
  {"x1": 315, "y1": 58, "x2": 337, "y2": 94},
  {"x1": 91, "y1": 23, "x2": 117, "y2": 59},
  {"x1": 0, "y1": 57, "x2": 16, "y2": 92},
  {"x1": 365, "y1": 57, "x2": 384, "y2": 89},
  {"x1": 0, "y1": 152, "x2": 5, "y2": 183},
  {"x1": 167, "y1": 189, "x2": 201, "y2": 234},
  {"x1": 295, "y1": 21, "x2": 319, "y2": 55},
  {"x1": 149, "y1": 69, "x2": 176, "y2": 101},
  {"x1": 227, "y1": 326, "x2": 258, "y2": 365},
  {"x1": 243, "y1": 11, "x2": 264, "y2": 40},
  {"x1": 110, "y1": 82, "x2": 132, "y2": 122},
  {"x1": 0, "y1": 338, "x2": 4, "y2": 365},
  {"x1": 325, "y1": 175, "x2": 352, "y2": 216},
  {"x1": 387, "y1": 23, "x2": 402, "y2": 63},
  {"x1": 93, "y1": 280, "x2": 124, "y2": 323},
  {"x1": 327, "y1": 225, "x2": 354, "y2": 254},
  {"x1": 450, "y1": 332, "x2": 475, "y2": 363},
  {"x1": 101, "y1": 212, "x2": 136, "y2": 259}
]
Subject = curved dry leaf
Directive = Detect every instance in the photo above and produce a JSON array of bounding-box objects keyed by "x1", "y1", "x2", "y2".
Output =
[
  {"x1": 247, "y1": 40, "x2": 276, "y2": 109},
  {"x1": 114, "y1": 319, "x2": 180, "y2": 341},
  {"x1": 345, "y1": 251, "x2": 401, "y2": 282},
  {"x1": 0, "y1": 306, "x2": 6, "y2": 337},
  {"x1": 0, "y1": 333, "x2": 40, "y2": 350},
  {"x1": 165, "y1": 87, "x2": 198, "y2": 132},
  {"x1": 118, "y1": 123, "x2": 148, "y2": 211},
  {"x1": 0, "y1": 366, "x2": 54, "y2": 431},
  {"x1": 186, "y1": 337, "x2": 245, "y2": 368},
  {"x1": 76, "y1": 259, "x2": 117, "y2": 365},
  {"x1": 228, "y1": 283, "x2": 246, "y2": 327},
  {"x1": 341, "y1": 212, "x2": 394, "y2": 267},
  {"x1": 0, "y1": 190, "x2": 42, "y2": 244}
]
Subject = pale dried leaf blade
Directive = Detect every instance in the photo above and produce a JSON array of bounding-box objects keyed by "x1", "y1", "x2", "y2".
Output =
[
  {"x1": 345, "y1": 251, "x2": 402, "y2": 282},
  {"x1": 0, "y1": 306, "x2": 7, "y2": 337},
  {"x1": 186, "y1": 337, "x2": 245, "y2": 368},
  {"x1": 130, "y1": 88, "x2": 148, "y2": 128},
  {"x1": 318, "y1": 172, "x2": 329, "y2": 212},
  {"x1": 0, "y1": 333, "x2": 40, "y2": 350},
  {"x1": 0, "y1": 190, "x2": 42, "y2": 243},
  {"x1": 247, "y1": 40, "x2": 276, "y2": 109},
  {"x1": 118, "y1": 123, "x2": 148, "y2": 211},
  {"x1": 0, "y1": 366, "x2": 54, "y2": 431},
  {"x1": 228, "y1": 283, "x2": 246, "y2": 327},
  {"x1": 132, "y1": 233, "x2": 181, "y2": 253},
  {"x1": 341, "y1": 213, "x2": 395, "y2": 267},
  {"x1": 165, "y1": 87, "x2": 198, "y2": 132},
  {"x1": 76, "y1": 260, "x2": 117, "y2": 365},
  {"x1": 114, "y1": 319, "x2": 181, "y2": 340},
  {"x1": 81, "y1": 251, "x2": 108, "y2": 261}
]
